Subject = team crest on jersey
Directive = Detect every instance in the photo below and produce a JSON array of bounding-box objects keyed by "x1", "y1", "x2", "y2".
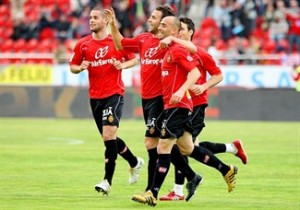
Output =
[
  {"x1": 95, "y1": 46, "x2": 109, "y2": 59},
  {"x1": 187, "y1": 55, "x2": 193, "y2": 61},
  {"x1": 108, "y1": 115, "x2": 114, "y2": 123},
  {"x1": 144, "y1": 47, "x2": 158, "y2": 58}
]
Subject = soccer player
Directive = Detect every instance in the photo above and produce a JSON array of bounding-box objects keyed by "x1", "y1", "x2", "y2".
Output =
[
  {"x1": 105, "y1": 6, "x2": 200, "y2": 195},
  {"x1": 131, "y1": 16, "x2": 238, "y2": 206},
  {"x1": 69, "y1": 7, "x2": 144, "y2": 195},
  {"x1": 158, "y1": 17, "x2": 248, "y2": 201}
]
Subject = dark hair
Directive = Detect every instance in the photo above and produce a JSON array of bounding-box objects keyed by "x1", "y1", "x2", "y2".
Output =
[
  {"x1": 156, "y1": 5, "x2": 175, "y2": 20},
  {"x1": 179, "y1": 17, "x2": 195, "y2": 40}
]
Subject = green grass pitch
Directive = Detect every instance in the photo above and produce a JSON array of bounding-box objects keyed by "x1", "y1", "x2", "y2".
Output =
[{"x1": 1, "y1": 118, "x2": 299, "y2": 210}]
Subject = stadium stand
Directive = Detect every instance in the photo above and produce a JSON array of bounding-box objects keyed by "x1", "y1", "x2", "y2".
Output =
[{"x1": 0, "y1": 0, "x2": 299, "y2": 65}]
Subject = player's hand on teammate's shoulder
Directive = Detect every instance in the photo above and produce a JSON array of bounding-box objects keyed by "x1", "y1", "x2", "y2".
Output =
[{"x1": 159, "y1": 36, "x2": 173, "y2": 48}]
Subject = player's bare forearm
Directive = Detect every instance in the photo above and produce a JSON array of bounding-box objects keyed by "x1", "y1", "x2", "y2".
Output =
[
  {"x1": 171, "y1": 37, "x2": 197, "y2": 54},
  {"x1": 110, "y1": 24, "x2": 124, "y2": 50},
  {"x1": 122, "y1": 58, "x2": 138, "y2": 69},
  {"x1": 160, "y1": 36, "x2": 197, "y2": 54},
  {"x1": 114, "y1": 58, "x2": 138, "y2": 70},
  {"x1": 181, "y1": 67, "x2": 201, "y2": 91},
  {"x1": 105, "y1": 7, "x2": 124, "y2": 50},
  {"x1": 206, "y1": 73, "x2": 223, "y2": 89}
]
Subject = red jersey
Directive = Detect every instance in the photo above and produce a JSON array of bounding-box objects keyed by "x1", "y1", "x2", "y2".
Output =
[
  {"x1": 161, "y1": 43, "x2": 197, "y2": 111},
  {"x1": 191, "y1": 47, "x2": 222, "y2": 106},
  {"x1": 121, "y1": 32, "x2": 167, "y2": 99},
  {"x1": 69, "y1": 34, "x2": 135, "y2": 99}
]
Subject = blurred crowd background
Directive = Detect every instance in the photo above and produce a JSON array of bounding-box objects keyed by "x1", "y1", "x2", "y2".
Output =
[{"x1": 0, "y1": 0, "x2": 299, "y2": 65}]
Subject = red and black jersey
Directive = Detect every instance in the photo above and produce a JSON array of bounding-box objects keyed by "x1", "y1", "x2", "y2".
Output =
[
  {"x1": 161, "y1": 43, "x2": 197, "y2": 111},
  {"x1": 121, "y1": 32, "x2": 168, "y2": 99},
  {"x1": 69, "y1": 34, "x2": 135, "y2": 99},
  {"x1": 191, "y1": 46, "x2": 222, "y2": 106}
]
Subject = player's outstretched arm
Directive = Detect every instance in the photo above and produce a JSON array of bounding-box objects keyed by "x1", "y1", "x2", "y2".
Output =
[
  {"x1": 160, "y1": 36, "x2": 197, "y2": 54},
  {"x1": 105, "y1": 7, "x2": 124, "y2": 50},
  {"x1": 113, "y1": 58, "x2": 138, "y2": 70}
]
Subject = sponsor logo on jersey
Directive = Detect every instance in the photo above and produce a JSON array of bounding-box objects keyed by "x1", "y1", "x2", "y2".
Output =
[
  {"x1": 91, "y1": 59, "x2": 114, "y2": 67},
  {"x1": 95, "y1": 46, "x2": 109, "y2": 59},
  {"x1": 91, "y1": 46, "x2": 115, "y2": 67},
  {"x1": 144, "y1": 47, "x2": 158, "y2": 58},
  {"x1": 141, "y1": 47, "x2": 163, "y2": 65},
  {"x1": 140, "y1": 58, "x2": 163, "y2": 65}
]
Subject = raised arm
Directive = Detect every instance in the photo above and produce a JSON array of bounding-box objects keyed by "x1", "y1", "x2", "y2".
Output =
[{"x1": 105, "y1": 8, "x2": 124, "y2": 50}]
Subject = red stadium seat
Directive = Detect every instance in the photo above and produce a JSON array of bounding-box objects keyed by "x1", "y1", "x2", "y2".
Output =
[
  {"x1": 0, "y1": 27, "x2": 4, "y2": 39},
  {"x1": 39, "y1": 27, "x2": 56, "y2": 40},
  {"x1": 263, "y1": 40, "x2": 276, "y2": 53},
  {"x1": 64, "y1": 39, "x2": 75, "y2": 53},
  {"x1": 215, "y1": 39, "x2": 227, "y2": 50},
  {"x1": 12, "y1": 39, "x2": 26, "y2": 52},
  {"x1": 25, "y1": 39, "x2": 38, "y2": 52},
  {"x1": 0, "y1": 15, "x2": 6, "y2": 28},
  {"x1": 200, "y1": 17, "x2": 218, "y2": 30},
  {"x1": 0, "y1": 4, "x2": 10, "y2": 16},
  {"x1": 0, "y1": 39, "x2": 13, "y2": 52},
  {"x1": 2, "y1": 27, "x2": 13, "y2": 39},
  {"x1": 37, "y1": 39, "x2": 57, "y2": 52}
]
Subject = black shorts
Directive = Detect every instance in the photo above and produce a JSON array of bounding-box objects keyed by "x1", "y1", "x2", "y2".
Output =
[
  {"x1": 90, "y1": 94, "x2": 124, "y2": 135},
  {"x1": 190, "y1": 104, "x2": 208, "y2": 140},
  {"x1": 142, "y1": 96, "x2": 164, "y2": 138},
  {"x1": 159, "y1": 107, "x2": 193, "y2": 139}
]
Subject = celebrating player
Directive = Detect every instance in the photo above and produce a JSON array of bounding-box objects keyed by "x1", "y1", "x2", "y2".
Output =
[{"x1": 69, "y1": 7, "x2": 144, "y2": 195}]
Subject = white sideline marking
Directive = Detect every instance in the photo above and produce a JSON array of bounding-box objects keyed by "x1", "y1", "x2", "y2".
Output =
[{"x1": 47, "y1": 137, "x2": 84, "y2": 145}]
